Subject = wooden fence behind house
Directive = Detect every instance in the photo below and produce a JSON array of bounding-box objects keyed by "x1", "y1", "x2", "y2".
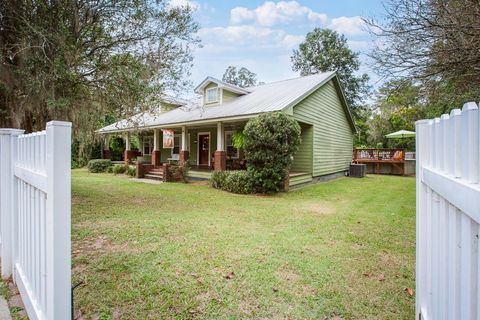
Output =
[
  {"x1": 416, "y1": 102, "x2": 480, "y2": 320},
  {"x1": 0, "y1": 121, "x2": 71, "y2": 320}
]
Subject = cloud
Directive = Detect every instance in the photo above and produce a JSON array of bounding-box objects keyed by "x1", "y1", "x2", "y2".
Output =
[
  {"x1": 168, "y1": 0, "x2": 199, "y2": 11},
  {"x1": 198, "y1": 25, "x2": 304, "y2": 50},
  {"x1": 329, "y1": 16, "x2": 367, "y2": 36},
  {"x1": 199, "y1": 25, "x2": 283, "y2": 45},
  {"x1": 230, "y1": 1, "x2": 327, "y2": 27}
]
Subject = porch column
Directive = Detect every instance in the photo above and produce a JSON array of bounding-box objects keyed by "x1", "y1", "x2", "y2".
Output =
[
  {"x1": 179, "y1": 126, "x2": 189, "y2": 165},
  {"x1": 102, "y1": 135, "x2": 111, "y2": 160},
  {"x1": 214, "y1": 122, "x2": 226, "y2": 171},
  {"x1": 152, "y1": 129, "x2": 161, "y2": 166},
  {"x1": 124, "y1": 132, "x2": 133, "y2": 166}
]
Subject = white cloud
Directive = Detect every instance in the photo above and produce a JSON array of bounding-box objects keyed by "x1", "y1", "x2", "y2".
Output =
[
  {"x1": 230, "y1": 1, "x2": 327, "y2": 27},
  {"x1": 199, "y1": 25, "x2": 283, "y2": 45},
  {"x1": 329, "y1": 16, "x2": 367, "y2": 36},
  {"x1": 168, "y1": 0, "x2": 199, "y2": 11}
]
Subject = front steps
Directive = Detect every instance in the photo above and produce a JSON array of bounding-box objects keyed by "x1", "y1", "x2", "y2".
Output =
[{"x1": 144, "y1": 167, "x2": 164, "y2": 181}]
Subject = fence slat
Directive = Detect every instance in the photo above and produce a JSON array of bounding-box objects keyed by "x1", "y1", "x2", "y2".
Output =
[
  {"x1": 417, "y1": 101, "x2": 480, "y2": 320},
  {"x1": 0, "y1": 122, "x2": 71, "y2": 320}
]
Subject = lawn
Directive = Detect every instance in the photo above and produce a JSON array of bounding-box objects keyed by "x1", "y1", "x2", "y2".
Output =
[{"x1": 72, "y1": 169, "x2": 415, "y2": 319}]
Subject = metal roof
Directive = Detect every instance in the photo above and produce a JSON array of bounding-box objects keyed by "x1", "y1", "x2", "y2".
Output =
[{"x1": 98, "y1": 71, "x2": 348, "y2": 133}]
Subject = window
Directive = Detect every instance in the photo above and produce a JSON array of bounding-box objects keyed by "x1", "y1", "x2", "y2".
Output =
[
  {"x1": 225, "y1": 131, "x2": 239, "y2": 159},
  {"x1": 206, "y1": 87, "x2": 219, "y2": 103},
  {"x1": 172, "y1": 134, "x2": 181, "y2": 155},
  {"x1": 143, "y1": 137, "x2": 153, "y2": 155},
  {"x1": 171, "y1": 134, "x2": 190, "y2": 156}
]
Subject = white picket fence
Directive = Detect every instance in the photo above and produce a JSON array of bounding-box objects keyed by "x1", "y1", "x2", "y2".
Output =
[
  {"x1": 0, "y1": 121, "x2": 71, "y2": 320},
  {"x1": 416, "y1": 102, "x2": 480, "y2": 320}
]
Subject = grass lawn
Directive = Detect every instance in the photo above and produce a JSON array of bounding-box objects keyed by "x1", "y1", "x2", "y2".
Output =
[{"x1": 72, "y1": 169, "x2": 415, "y2": 319}]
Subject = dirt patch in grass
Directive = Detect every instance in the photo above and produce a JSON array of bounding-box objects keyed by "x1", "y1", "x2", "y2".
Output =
[
  {"x1": 299, "y1": 202, "x2": 336, "y2": 215},
  {"x1": 276, "y1": 268, "x2": 302, "y2": 283}
]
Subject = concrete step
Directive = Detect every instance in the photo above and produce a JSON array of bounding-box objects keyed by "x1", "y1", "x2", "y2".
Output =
[
  {"x1": 150, "y1": 168, "x2": 163, "y2": 173},
  {"x1": 145, "y1": 173, "x2": 163, "y2": 180}
]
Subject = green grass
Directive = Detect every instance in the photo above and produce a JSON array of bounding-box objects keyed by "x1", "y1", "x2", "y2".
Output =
[{"x1": 72, "y1": 169, "x2": 416, "y2": 319}]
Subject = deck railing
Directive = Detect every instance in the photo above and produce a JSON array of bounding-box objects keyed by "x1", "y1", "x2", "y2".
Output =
[{"x1": 353, "y1": 148, "x2": 405, "y2": 162}]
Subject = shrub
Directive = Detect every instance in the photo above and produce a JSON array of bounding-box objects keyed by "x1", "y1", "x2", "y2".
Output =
[
  {"x1": 106, "y1": 166, "x2": 114, "y2": 173},
  {"x1": 243, "y1": 112, "x2": 301, "y2": 193},
  {"x1": 211, "y1": 170, "x2": 253, "y2": 194},
  {"x1": 222, "y1": 171, "x2": 254, "y2": 194},
  {"x1": 170, "y1": 162, "x2": 190, "y2": 183},
  {"x1": 112, "y1": 164, "x2": 127, "y2": 175},
  {"x1": 87, "y1": 159, "x2": 112, "y2": 173},
  {"x1": 126, "y1": 166, "x2": 136, "y2": 177},
  {"x1": 211, "y1": 170, "x2": 229, "y2": 189}
]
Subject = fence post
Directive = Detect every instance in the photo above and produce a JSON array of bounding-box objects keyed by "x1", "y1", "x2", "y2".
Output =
[
  {"x1": 45, "y1": 121, "x2": 72, "y2": 319},
  {"x1": 0, "y1": 129, "x2": 25, "y2": 279}
]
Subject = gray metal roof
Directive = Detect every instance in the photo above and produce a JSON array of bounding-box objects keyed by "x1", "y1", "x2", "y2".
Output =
[{"x1": 98, "y1": 71, "x2": 343, "y2": 133}]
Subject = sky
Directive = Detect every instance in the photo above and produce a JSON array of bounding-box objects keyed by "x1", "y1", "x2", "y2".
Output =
[{"x1": 170, "y1": 0, "x2": 386, "y2": 88}]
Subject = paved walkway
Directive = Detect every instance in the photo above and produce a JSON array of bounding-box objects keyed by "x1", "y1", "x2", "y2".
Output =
[{"x1": 0, "y1": 296, "x2": 11, "y2": 320}]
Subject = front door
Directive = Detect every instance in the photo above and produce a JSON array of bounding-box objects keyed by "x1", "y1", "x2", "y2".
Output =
[{"x1": 198, "y1": 134, "x2": 210, "y2": 166}]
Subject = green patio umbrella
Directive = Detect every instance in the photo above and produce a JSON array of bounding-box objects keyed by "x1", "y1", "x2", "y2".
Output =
[{"x1": 385, "y1": 130, "x2": 416, "y2": 139}]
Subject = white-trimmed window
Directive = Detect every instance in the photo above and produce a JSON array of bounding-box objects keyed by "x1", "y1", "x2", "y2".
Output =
[
  {"x1": 206, "y1": 87, "x2": 219, "y2": 103},
  {"x1": 171, "y1": 134, "x2": 190, "y2": 156},
  {"x1": 143, "y1": 137, "x2": 153, "y2": 155},
  {"x1": 225, "y1": 131, "x2": 239, "y2": 159},
  {"x1": 172, "y1": 134, "x2": 181, "y2": 156}
]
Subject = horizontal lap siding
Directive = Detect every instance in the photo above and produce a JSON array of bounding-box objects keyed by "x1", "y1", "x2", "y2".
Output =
[
  {"x1": 289, "y1": 174, "x2": 313, "y2": 186},
  {"x1": 293, "y1": 80, "x2": 354, "y2": 177},
  {"x1": 291, "y1": 123, "x2": 313, "y2": 173}
]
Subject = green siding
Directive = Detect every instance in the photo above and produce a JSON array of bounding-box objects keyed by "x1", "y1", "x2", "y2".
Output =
[
  {"x1": 291, "y1": 123, "x2": 313, "y2": 173},
  {"x1": 289, "y1": 174, "x2": 313, "y2": 186},
  {"x1": 293, "y1": 80, "x2": 354, "y2": 177},
  {"x1": 188, "y1": 170, "x2": 212, "y2": 179},
  {"x1": 222, "y1": 89, "x2": 240, "y2": 103}
]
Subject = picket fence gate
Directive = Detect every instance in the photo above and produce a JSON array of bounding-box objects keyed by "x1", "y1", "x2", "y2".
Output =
[
  {"x1": 0, "y1": 121, "x2": 71, "y2": 320},
  {"x1": 416, "y1": 102, "x2": 480, "y2": 320}
]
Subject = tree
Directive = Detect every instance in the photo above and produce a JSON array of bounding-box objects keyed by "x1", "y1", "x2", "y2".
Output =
[
  {"x1": 0, "y1": 0, "x2": 200, "y2": 164},
  {"x1": 291, "y1": 28, "x2": 370, "y2": 110},
  {"x1": 365, "y1": 0, "x2": 480, "y2": 88},
  {"x1": 367, "y1": 79, "x2": 424, "y2": 150},
  {"x1": 222, "y1": 66, "x2": 258, "y2": 88},
  {"x1": 243, "y1": 112, "x2": 301, "y2": 193}
]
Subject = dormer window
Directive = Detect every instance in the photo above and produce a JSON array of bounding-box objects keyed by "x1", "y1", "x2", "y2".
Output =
[{"x1": 206, "y1": 88, "x2": 219, "y2": 103}]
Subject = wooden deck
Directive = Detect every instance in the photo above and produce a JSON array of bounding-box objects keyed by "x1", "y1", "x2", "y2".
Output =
[{"x1": 353, "y1": 148, "x2": 409, "y2": 175}]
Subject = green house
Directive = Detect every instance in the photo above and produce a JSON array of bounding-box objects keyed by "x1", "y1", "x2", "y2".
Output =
[{"x1": 97, "y1": 71, "x2": 356, "y2": 188}]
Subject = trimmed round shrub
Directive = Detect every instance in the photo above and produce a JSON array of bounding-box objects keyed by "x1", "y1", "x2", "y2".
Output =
[
  {"x1": 87, "y1": 159, "x2": 112, "y2": 173},
  {"x1": 211, "y1": 170, "x2": 229, "y2": 189},
  {"x1": 243, "y1": 112, "x2": 301, "y2": 193},
  {"x1": 112, "y1": 164, "x2": 127, "y2": 175}
]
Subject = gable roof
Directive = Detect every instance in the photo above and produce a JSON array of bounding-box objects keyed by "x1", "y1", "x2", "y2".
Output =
[
  {"x1": 194, "y1": 77, "x2": 250, "y2": 95},
  {"x1": 98, "y1": 71, "x2": 356, "y2": 133}
]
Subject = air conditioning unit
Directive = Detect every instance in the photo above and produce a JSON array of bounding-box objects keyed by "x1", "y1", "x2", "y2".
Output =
[{"x1": 349, "y1": 163, "x2": 366, "y2": 178}]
